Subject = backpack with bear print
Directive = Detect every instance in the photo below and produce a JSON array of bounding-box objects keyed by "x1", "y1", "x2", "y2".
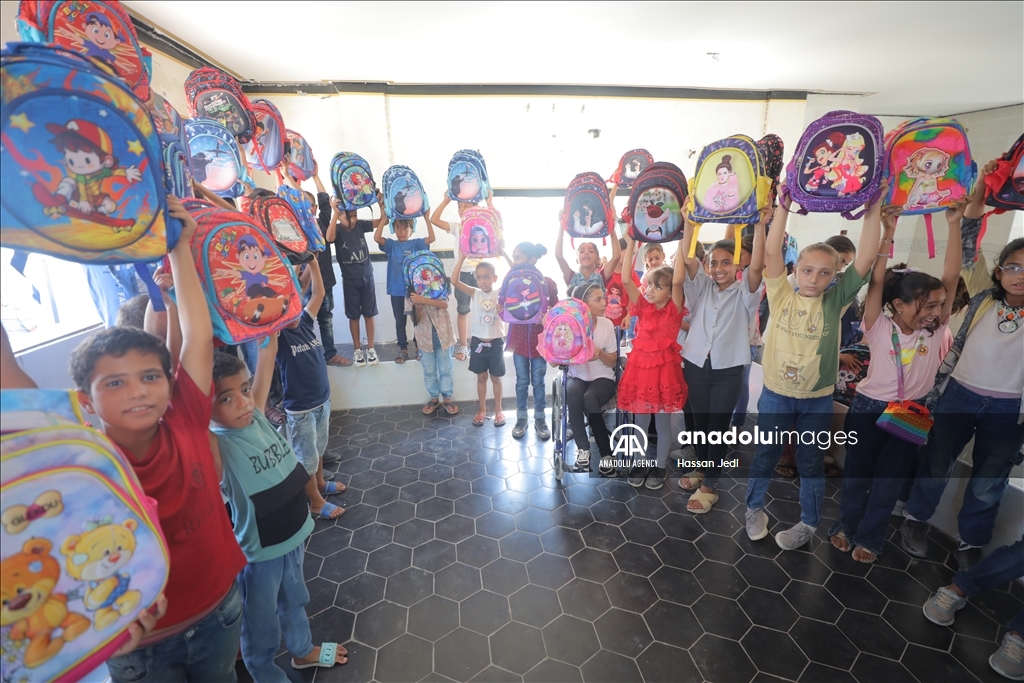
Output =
[
  {"x1": 499, "y1": 263, "x2": 549, "y2": 325},
  {"x1": 783, "y1": 111, "x2": 886, "y2": 219},
  {"x1": 17, "y1": 0, "x2": 153, "y2": 100},
  {"x1": 331, "y1": 152, "x2": 376, "y2": 210},
  {"x1": 537, "y1": 298, "x2": 594, "y2": 366},
  {"x1": 446, "y1": 149, "x2": 490, "y2": 203},
  {"x1": 403, "y1": 250, "x2": 448, "y2": 300},
  {"x1": 625, "y1": 162, "x2": 688, "y2": 244},
  {"x1": 562, "y1": 172, "x2": 613, "y2": 242},
  {"x1": 243, "y1": 98, "x2": 286, "y2": 174},
  {"x1": 611, "y1": 149, "x2": 654, "y2": 189},
  {"x1": 0, "y1": 388, "x2": 169, "y2": 683},
  {"x1": 247, "y1": 193, "x2": 313, "y2": 265},
  {"x1": 382, "y1": 164, "x2": 429, "y2": 225},
  {"x1": 688, "y1": 134, "x2": 772, "y2": 225},
  {"x1": 459, "y1": 206, "x2": 502, "y2": 259},
  {"x1": 184, "y1": 118, "x2": 253, "y2": 199},
  {"x1": 285, "y1": 130, "x2": 316, "y2": 182},
  {"x1": 184, "y1": 66, "x2": 255, "y2": 142},
  {"x1": 183, "y1": 200, "x2": 303, "y2": 343}
]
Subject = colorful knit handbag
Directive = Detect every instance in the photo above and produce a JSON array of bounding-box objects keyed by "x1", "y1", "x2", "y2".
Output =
[{"x1": 875, "y1": 328, "x2": 934, "y2": 445}]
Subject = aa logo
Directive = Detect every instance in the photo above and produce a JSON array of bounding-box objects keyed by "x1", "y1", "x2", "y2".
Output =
[{"x1": 610, "y1": 424, "x2": 648, "y2": 459}]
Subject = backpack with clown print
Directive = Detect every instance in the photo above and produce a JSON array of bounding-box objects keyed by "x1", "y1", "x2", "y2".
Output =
[
  {"x1": 537, "y1": 298, "x2": 594, "y2": 366},
  {"x1": 499, "y1": 263, "x2": 549, "y2": 325},
  {"x1": 403, "y1": 250, "x2": 449, "y2": 300},
  {"x1": 625, "y1": 162, "x2": 688, "y2": 244}
]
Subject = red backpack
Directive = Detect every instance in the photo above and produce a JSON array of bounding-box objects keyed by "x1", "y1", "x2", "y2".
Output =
[
  {"x1": 244, "y1": 98, "x2": 286, "y2": 174},
  {"x1": 562, "y1": 172, "x2": 613, "y2": 242},
  {"x1": 247, "y1": 194, "x2": 313, "y2": 265},
  {"x1": 184, "y1": 66, "x2": 255, "y2": 142}
]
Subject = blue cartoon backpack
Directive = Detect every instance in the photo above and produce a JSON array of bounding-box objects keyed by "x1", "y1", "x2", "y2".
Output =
[
  {"x1": 276, "y1": 185, "x2": 325, "y2": 251},
  {"x1": 331, "y1": 152, "x2": 377, "y2": 210},
  {"x1": 243, "y1": 98, "x2": 286, "y2": 174},
  {"x1": 0, "y1": 43, "x2": 183, "y2": 308},
  {"x1": 145, "y1": 93, "x2": 193, "y2": 199},
  {"x1": 404, "y1": 250, "x2": 448, "y2": 300},
  {"x1": 446, "y1": 149, "x2": 490, "y2": 203},
  {"x1": 285, "y1": 130, "x2": 316, "y2": 182},
  {"x1": 184, "y1": 118, "x2": 253, "y2": 199},
  {"x1": 0, "y1": 388, "x2": 169, "y2": 683},
  {"x1": 383, "y1": 165, "x2": 429, "y2": 225},
  {"x1": 499, "y1": 263, "x2": 549, "y2": 325}
]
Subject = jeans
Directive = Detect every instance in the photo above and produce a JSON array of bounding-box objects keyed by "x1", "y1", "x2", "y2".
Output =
[
  {"x1": 239, "y1": 544, "x2": 314, "y2": 683},
  {"x1": 421, "y1": 328, "x2": 454, "y2": 399},
  {"x1": 683, "y1": 359, "x2": 745, "y2": 489},
  {"x1": 906, "y1": 378, "x2": 1024, "y2": 547},
  {"x1": 514, "y1": 354, "x2": 548, "y2": 420},
  {"x1": 828, "y1": 394, "x2": 921, "y2": 556},
  {"x1": 732, "y1": 345, "x2": 759, "y2": 426},
  {"x1": 391, "y1": 295, "x2": 411, "y2": 350},
  {"x1": 106, "y1": 583, "x2": 242, "y2": 683},
  {"x1": 566, "y1": 377, "x2": 616, "y2": 456},
  {"x1": 317, "y1": 289, "x2": 337, "y2": 360},
  {"x1": 952, "y1": 538, "x2": 1024, "y2": 635},
  {"x1": 745, "y1": 388, "x2": 834, "y2": 528},
  {"x1": 286, "y1": 400, "x2": 331, "y2": 475}
]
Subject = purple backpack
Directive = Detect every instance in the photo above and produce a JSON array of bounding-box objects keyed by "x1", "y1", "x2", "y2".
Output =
[{"x1": 782, "y1": 110, "x2": 886, "y2": 219}]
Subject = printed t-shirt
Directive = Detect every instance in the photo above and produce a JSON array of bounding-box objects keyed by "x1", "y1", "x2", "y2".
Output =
[
  {"x1": 568, "y1": 316, "x2": 617, "y2": 382},
  {"x1": 213, "y1": 410, "x2": 314, "y2": 562},
  {"x1": 277, "y1": 310, "x2": 331, "y2": 412},
  {"x1": 856, "y1": 314, "x2": 951, "y2": 402},
  {"x1": 951, "y1": 305, "x2": 1024, "y2": 395},
  {"x1": 471, "y1": 289, "x2": 505, "y2": 340},
  {"x1": 122, "y1": 367, "x2": 245, "y2": 631},
  {"x1": 335, "y1": 219, "x2": 374, "y2": 280},
  {"x1": 761, "y1": 269, "x2": 870, "y2": 398},
  {"x1": 568, "y1": 269, "x2": 605, "y2": 292},
  {"x1": 382, "y1": 237, "x2": 428, "y2": 296}
]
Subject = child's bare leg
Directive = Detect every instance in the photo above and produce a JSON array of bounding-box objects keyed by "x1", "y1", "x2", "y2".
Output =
[
  {"x1": 349, "y1": 319, "x2": 361, "y2": 350},
  {"x1": 492, "y1": 375, "x2": 503, "y2": 414},
  {"x1": 306, "y1": 475, "x2": 341, "y2": 518},
  {"x1": 365, "y1": 316, "x2": 375, "y2": 348},
  {"x1": 315, "y1": 458, "x2": 326, "y2": 490},
  {"x1": 477, "y1": 373, "x2": 488, "y2": 414},
  {"x1": 458, "y1": 314, "x2": 469, "y2": 348}
]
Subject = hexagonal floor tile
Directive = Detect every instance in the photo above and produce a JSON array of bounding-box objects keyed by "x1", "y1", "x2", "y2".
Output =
[
  {"x1": 434, "y1": 628, "x2": 491, "y2": 681},
  {"x1": 374, "y1": 633, "x2": 432, "y2": 683},
  {"x1": 353, "y1": 600, "x2": 407, "y2": 648},
  {"x1": 408, "y1": 595, "x2": 459, "y2": 642},
  {"x1": 594, "y1": 608, "x2": 654, "y2": 658},
  {"x1": 689, "y1": 633, "x2": 757, "y2": 683},
  {"x1": 510, "y1": 584, "x2": 562, "y2": 628},
  {"x1": 335, "y1": 572, "x2": 386, "y2": 613},
  {"x1": 557, "y1": 578, "x2": 611, "y2": 621},
  {"x1": 525, "y1": 552, "x2": 575, "y2": 591},
  {"x1": 541, "y1": 615, "x2": 600, "y2": 666},
  {"x1": 434, "y1": 562, "x2": 482, "y2": 602},
  {"x1": 460, "y1": 590, "x2": 511, "y2": 636},
  {"x1": 490, "y1": 621, "x2": 546, "y2": 675},
  {"x1": 385, "y1": 566, "x2": 433, "y2": 606}
]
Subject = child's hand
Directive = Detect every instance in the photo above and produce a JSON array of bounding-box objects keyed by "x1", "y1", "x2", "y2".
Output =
[
  {"x1": 112, "y1": 593, "x2": 167, "y2": 657},
  {"x1": 866, "y1": 179, "x2": 890, "y2": 217},
  {"x1": 154, "y1": 263, "x2": 174, "y2": 291},
  {"x1": 839, "y1": 353, "x2": 863, "y2": 374},
  {"x1": 944, "y1": 197, "x2": 970, "y2": 224},
  {"x1": 881, "y1": 205, "x2": 901, "y2": 234},
  {"x1": 410, "y1": 293, "x2": 428, "y2": 305},
  {"x1": 591, "y1": 347, "x2": 601, "y2": 362},
  {"x1": 757, "y1": 205, "x2": 772, "y2": 226},
  {"x1": 167, "y1": 196, "x2": 197, "y2": 244}
]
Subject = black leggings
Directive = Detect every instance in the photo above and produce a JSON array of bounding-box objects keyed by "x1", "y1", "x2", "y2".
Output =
[
  {"x1": 682, "y1": 359, "x2": 745, "y2": 488},
  {"x1": 566, "y1": 377, "x2": 616, "y2": 456}
]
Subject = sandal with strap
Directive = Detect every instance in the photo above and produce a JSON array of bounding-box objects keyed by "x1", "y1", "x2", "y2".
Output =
[
  {"x1": 687, "y1": 490, "x2": 719, "y2": 515},
  {"x1": 395, "y1": 350, "x2": 409, "y2": 364},
  {"x1": 473, "y1": 412, "x2": 487, "y2": 427},
  {"x1": 678, "y1": 471, "x2": 705, "y2": 491},
  {"x1": 775, "y1": 462, "x2": 798, "y2": 478},
  {"x1": 852, "y1": 546, "x2": 877, "y2": 563},
  {"x1": 442, "y1": 399, "x2": 460, "y2": 415},
  {"x1": 831, "y1": 529, "x2": 851, "y2": 552},
  {"x1": 292, "y1": 642, "x2": 347, "y2": 669},
  {"x1": 312, "y1": 501, "x2": 344, "y2": 520},
  {"x1": 422, "y1": 398, "x2": 440, "y2": 415},
  {"x1": 326, "y1": 355, "x2": 352, "y2": 367},
  {"x1": 321, "y1": 481, "x2": 346, "y2": 496},
  {"x1": 494, "y1": 413, "x2": 506, "y2": 427}
]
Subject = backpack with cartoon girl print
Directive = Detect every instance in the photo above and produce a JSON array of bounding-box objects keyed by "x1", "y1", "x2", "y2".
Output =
[
  {"x1": 562, "y1": 172, "x2": 613, "y2": 242},
  {"x1": 17, "y1": 0, "x2": 154, "y2": 100},
  {"x1": 382, "y1": 165, "x2": 429, "y2": 224},
  {"x1": 459, "y1": 206, "x2": 502, "y2": 259},
  {"x1": 884, "y1": 117, "x2": 976, "y2": 257},
  {"x1": 243, "y1": 98, "x2": 286, "y2": 174},
  {"x1": 611, "y1": 149, "x2": 654, "y2": 190},
  {"x1": 331, "y1": 152, "x2": 376, "y2": 210},
  {"x1": 446, "y1": 149, "x2": 490, "y2": 203},
  {"x1": 688, "y1": 134, "x2": 771, "y2": 225},
  {"x1": 603, "y1": 271, "x2": 639, "y2": 327},
  {"x1": 183, "y1": 202, "x2": 302, "y2": 343},
  {"x1": 184, "y1": 66, "x2": 255, "y2": 142},
  {"x1": 537, "y1": 298, "x2": 594, "y2": 366},
  {"x1": 403, "y1": 250, "x2": 449, "y2": 300},
  {"x1": 285, "y1": 130, "x2": 316, "y2": 182},
  {"x1": 184, "y1": 118, "x2": 254, "y2": 199},
  {"x1": 783, "y1": 111, "x2": 886, "y2": 219},
  {"x1": 499, "y1": 263, "x2": 549, "y2": 325},
  {"x1": 625, "y1": 162, "x2": 688, "y2": 244},
  {"x1": 247, "y1": 193, "x2": 313, "y2": 265}
]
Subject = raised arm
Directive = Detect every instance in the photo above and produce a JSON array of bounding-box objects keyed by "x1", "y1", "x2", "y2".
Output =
[
  {"x1": 0, "y1": 324, "x2": 36, "y2": 388},
  {"x1": 499, "y1": 245, "x2": 513, "y2": 269},
  {"x1": 863, "y1": 203, "x2": 898, "y2": 331},
  {"x1": 191, "y1": 179, "x2": 236, "y2": 211},
  {"x1": 939, "y1": 198, "x2": 966, "y2": 324},
  {"x1": 373, "y1": 210, "x2": 387, "y2": 247},
  {"x1": 305, "y1": 259, "x2": 325, "y2": 318},
  {"x1": 764, "y1": 202, "x2": 788, "y2": 279},
  {"x1": 555, "y1": 217, "x2": 573, "y2": 285},
  {"x1": 681, "y1": 216, "x2": 701, "y2": 280},
  {"x1": 621, "y1": 237, "x2": 640, "y2": 305},
  {"x1": 372, "y1": 191, "x2": 389, "y2": 230},
  {"x1": 430, "y1": 195, "x2": 453, "y2": 232},
  {"x1": 422, "y1": 209, "x2": 436, "y2": 246},
  {"x1": 747, "y1": 207, "x2": 769, "y2": 292},
  {"x1": 145, "y1": 263, "x2": 181, "y2": 373},
  {"x1": 252, "y1": 332, "x2": 278, "y2": 413},
  {"x1": 452, "y1": 254, "x2": 475, "y2": 295},
  {"x1": 326, "y1": 197, "x2": 340, "y2": 243},
  {"x1": 167, "y1": 196, "x2": 213, "y2": 393},
  {"x1": 671, "y1": 238, "x2": 686, "y2": 310},
  {"x1": 312, "y1": 172, "x2": 327, "y2": 196},
  {"x1": 602, "y1": 222, "x2": 622, "y2": 281},
  {"x1": 850, "y1": 182, "x2": 887, "y2": 279}
]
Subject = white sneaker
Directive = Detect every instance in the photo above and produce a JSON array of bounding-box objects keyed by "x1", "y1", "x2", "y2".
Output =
[
  {"x1": 365, "y1": 348, "x2": 380, "y2": 366},
  {"x1": 746, "y1": 508, "x2": 769, "y2": 541},
  {"x1": 575, "y1": 449, "x2": 591, "y2": 470},
  {"x1": 353, "y1": 348, "x2": 366, "y2": 367},
  {"x1": 776, "y1": 522, "x2": 817, "y2": 551}
]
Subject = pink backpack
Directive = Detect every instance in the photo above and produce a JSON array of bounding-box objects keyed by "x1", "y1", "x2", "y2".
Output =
[
  {"x1": 537, "y1": 299, "x2": 594, "y2": 365},
  {"x1": 459, "y1": 207, "x2": 502, "y2": 258}
]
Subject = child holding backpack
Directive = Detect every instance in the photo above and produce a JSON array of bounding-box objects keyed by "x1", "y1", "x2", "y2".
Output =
[
  {"x1": 744, "y1": 190, "x2": 882, "y2": 551},
  {"x1": 210, "y1": 341, "x2": 348, "y2": 678},
  {"x1": 374, "y1": 214, "x2": 435, "y2": 363},
  {"x1": 617, "y1": 235, "x2": 688, "y2": 490},
  {"x1": 555, "y1": 214, "x2": 622, "y2": 291},
  {"x1": 410, "y1": 287, "x2": 461, "y2": 416},
  {"x1": 453, "y1": 255, "x2": 507, "y2": 426},
  {"x1": 504, "y1": 242, "x2": 559, "y2": 440}
]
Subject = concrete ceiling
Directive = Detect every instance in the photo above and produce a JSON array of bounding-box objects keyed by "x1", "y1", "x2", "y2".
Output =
[{"x1": 126, "y1": 0, "x2": 1022, "y2": 116}]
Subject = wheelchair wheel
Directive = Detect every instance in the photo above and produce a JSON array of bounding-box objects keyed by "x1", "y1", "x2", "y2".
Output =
[
  {"x1": 551, "y1": 378, "x2": 562, "y2": 445},
  {"x1": 553, "y1": 453, "x2": 564, "y2": 481}
]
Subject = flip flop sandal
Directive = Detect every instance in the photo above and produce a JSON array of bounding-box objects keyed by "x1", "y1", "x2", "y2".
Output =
[
  {"x1": 473, "y1": 412, "x2": 487, "y2": 427},
  {"x1": 830, "y1": 529, "x2": 851, "y2": 552},
  {"x1": 824, "y1": 464, "x2": 840, "y2": 478},
  {"x1": 422, "y1": 398, "x2": 441, "y2": 415},
  {"x1": 775, "y1": 462, "x2": 798, "y2": 478},
  {"x1": 443, "y1": 400, "x2": 460, "y2": 415},
  {"x1": 323, "y1": 470, "x2": 335, "y2": 481},
  {"x1": 321, "y1": 481, "x2": 347, "y2": 496},
  {"x1": 395, "y1": 350, "x2": 409, "y2": 364},
  {"x1": 852, "y1": 546, "x2": 877, "y2": 563},
  {"x1": 313, "y1": 501, "x2": 344, "y2": 520},
  {"x1": 494, "y1": 413, "x2": 506, "y2": 427},
  {"x1": 687, "y1": 490, "x2": 719, "y2": 515},
  {"x1": 326, "y1": 356, "x2": 352, "y2": 367},
  {"x1": 292, "y1": 642, "x2": 346, "y2": 670},
  {"x1": 678, "y1": 471, "x2": 705, "y2": 491}
]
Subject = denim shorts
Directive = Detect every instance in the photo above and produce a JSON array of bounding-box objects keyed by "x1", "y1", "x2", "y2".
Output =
[{"x1": 286, "y1": 399, "x2": 331, "y2": 475}]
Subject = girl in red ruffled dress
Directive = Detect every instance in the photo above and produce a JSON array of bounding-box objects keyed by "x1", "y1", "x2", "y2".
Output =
[{"x1": 618, "y1": 236, "x2": 688, "y2": 490}]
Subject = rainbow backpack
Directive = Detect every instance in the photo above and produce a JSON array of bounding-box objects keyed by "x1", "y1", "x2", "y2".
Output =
[
  {"x1": 537, "y1": 298, "x2": 594, "y2": 366},
  {"x1": 383, "y1": 165, "x2": 429, "y2": 224},
  {"x1": 611, "y1": 149, "x2": 654, "y2": 189},
  {"x1": 403, "y1": 250, "x2": 448, "y2": 300},
  {"x1": 184, "y1": 66, "x2": 255, "y2": 142},
  {"x1": 247, "y1": 193, "x2": 313, "y2": 264},
  {"x1": 625, "y1": 162, "x2": 688, "y2": 244},
  {"x1": 183, "y1": 201, "x2": 302, "y2": 343},
  {"x1": 689, "y1": 134, "x2": 771, "y2": 225},
  {"x1": 16, "y1": 0, "x2": 153, "y2": 101},
  {"x1": 562, "y1": 172, "x2": 613, "y2": 241},
  {"x1": 884, "y1": 117, "x2": 977, "y2": 257},
  {"x1": 331, "y1": 152, "x2": 376, "y2": 210},
  {"x1": 285, "y1": 130, "x2": 316, "y2": 182},
  {"x1": 276, "y1": 185, "x2": 325, "y2": 251},
  {"x1": 499, "y1": 263, "x2": 549, "y2": 325},
  {"x1": 184, "y1": 118, "x2": 253, "y2": 198},
  {"x1": 459, "y1": 206, "x2": 502, "y2": 258},
  {"x1": 0, "y1": 388, "x2": 169, "y2": 683},
  {"x1": 243, "y1": 98, "x2": 285, "y2": 174},
  {"x1": 446, "y1": 149, "x2": 490, "y2": 203},
  {"x1": 783, "y1": 111, "x2": 886, "y2": 219}
]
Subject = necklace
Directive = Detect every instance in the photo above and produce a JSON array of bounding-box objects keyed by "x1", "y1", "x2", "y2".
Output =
[{"x1": 997, "y1": 303, "x2": 1024, "y2": 334}]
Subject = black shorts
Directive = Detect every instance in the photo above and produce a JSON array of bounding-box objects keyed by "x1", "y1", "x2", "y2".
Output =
[
  {"x1": 454, "y1": 271, "x2": 478, "y2": 315},
  {"x1": 468, "y1": 336, "x2": 506, "y2": 377},
  {"x1": 342, "y1": 275, "x2": 378, "y2": 320}
]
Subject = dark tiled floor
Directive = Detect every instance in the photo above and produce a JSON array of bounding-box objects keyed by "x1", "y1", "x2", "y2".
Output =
[{"x1": 243, "y1": 404, "x2": 1023, "y2": 683}]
